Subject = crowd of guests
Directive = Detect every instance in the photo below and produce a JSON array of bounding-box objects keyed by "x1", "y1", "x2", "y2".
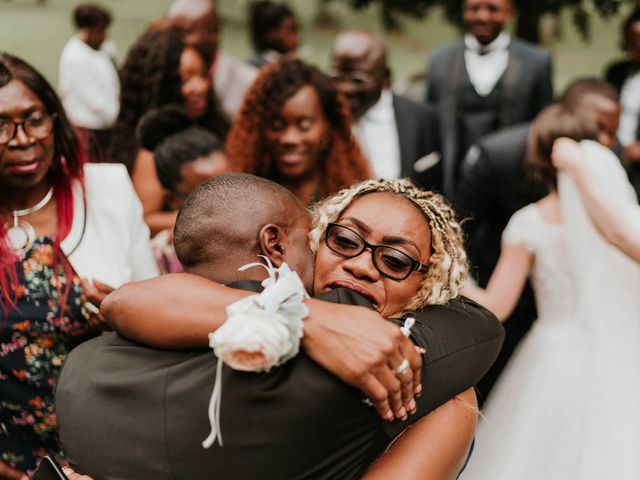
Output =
[{"x1": 2, "y1": 0, "x2": 640, "y2": 478}]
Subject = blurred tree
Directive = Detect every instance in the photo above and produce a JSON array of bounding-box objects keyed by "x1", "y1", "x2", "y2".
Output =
[{"x1": 328, "y1": 0, "x2": 635, "y2": 43}]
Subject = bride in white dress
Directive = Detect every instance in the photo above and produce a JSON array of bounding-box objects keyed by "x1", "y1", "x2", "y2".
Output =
[{"x1": 462, "y1": 104, "x2": 640, "y2": 479}]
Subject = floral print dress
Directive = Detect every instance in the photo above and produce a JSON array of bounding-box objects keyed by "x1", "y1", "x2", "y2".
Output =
[{"x1": 0, "y1": 237, "x2": 97, "y2": 474}]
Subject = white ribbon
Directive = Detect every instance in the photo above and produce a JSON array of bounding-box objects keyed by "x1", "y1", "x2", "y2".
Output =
[{"x1": 202, "y1": 259, "x2": 309, "y2": 448}]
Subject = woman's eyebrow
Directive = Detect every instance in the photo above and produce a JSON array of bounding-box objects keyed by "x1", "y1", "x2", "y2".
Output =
[
  {"x1": 381, "y1": 235, "x2": 420, "y2": 251},
  {"x1": 341, "y1": 216, "x2": 371, "y2": 233}
]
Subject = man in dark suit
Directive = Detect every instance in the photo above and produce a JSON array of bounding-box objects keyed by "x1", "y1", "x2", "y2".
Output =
[
  {"x1": 426, "y1": 0, "x2": 553, "y2": 199},
  {"x1": 56, "y1": 174, "x2": 503, "y2": 479},
  {"x1": 455, "y1": 78, "x2": 622, "y2": 401},
  {"x1": 330, "y1": 31, "x2": 443, "y2": 191}
]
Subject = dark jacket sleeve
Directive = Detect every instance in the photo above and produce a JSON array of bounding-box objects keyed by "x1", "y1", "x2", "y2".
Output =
[
  {"x1": 317, "y1": 289, "x2": 504, "y2": 435},
  {"x1": 388, "y1": 296, "x2": 502, "y2": 429}
]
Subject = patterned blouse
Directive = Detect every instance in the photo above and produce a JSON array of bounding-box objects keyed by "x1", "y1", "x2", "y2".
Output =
[{"x1": 0, "y1": 237, "x2": 97, "y2": 474}]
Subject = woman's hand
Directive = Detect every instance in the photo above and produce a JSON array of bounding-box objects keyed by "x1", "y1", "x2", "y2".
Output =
[
  {"x1": 0, "y1": 460, "x2": 27, "y2": 480},
  {"x1": 303, "y1": 300, "x2": 421, "y2": 421},
  {"x1": 551, "y1": 137, "x2": 583, "y2": 177},
  {"x1": 80, "y1": 278, "x2": 115, "y2": 331},
  {"x1": 61, "y1": 466, "x2": 94, "y2": 480}
]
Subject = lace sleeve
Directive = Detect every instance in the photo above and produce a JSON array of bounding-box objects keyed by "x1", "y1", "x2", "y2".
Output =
[{"x1": 501, "y1": 205, "x2": 538, "y2": 252}]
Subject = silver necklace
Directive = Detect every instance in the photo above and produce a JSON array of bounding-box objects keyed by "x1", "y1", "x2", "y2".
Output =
[{"x1": 5, "y1": 187, "x2": 54, "y2": 255}]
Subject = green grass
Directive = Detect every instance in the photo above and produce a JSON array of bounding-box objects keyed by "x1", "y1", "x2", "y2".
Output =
[{"x1": 0, "y1": 0, "x2": 633, "y2": 94}]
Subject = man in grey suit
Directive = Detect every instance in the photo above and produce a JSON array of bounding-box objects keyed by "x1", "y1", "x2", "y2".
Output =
[
  {"x1": 330, "y1": 31, "x2": 443, "y2": 191},
  {"x1": 56, "y1": 174, "x2": 503, "y2": 479},
  {"x1": 426, "y1": 0, "x2": 553, "y2": 199}
]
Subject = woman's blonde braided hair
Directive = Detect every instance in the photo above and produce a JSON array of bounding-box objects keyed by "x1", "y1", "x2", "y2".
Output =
[{"x1": 309, "y1": 179, "x2": 468, "y2": 316}]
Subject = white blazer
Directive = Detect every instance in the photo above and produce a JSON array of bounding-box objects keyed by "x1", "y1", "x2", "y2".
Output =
[{"x1": 61, "y1": 163, "x2": 159, "y2": 287}]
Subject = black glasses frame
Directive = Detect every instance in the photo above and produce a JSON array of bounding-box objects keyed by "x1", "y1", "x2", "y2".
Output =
[
  {"x1": 325, "y1": 223, "x2": 429, "y2": 281},
  {"x1": 0, "y1": 112, "x2": 57, "y2": 145}
]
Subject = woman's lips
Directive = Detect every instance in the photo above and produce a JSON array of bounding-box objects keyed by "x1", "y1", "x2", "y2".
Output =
[
  {"x1": 324, "y1": 280, "x2": 378, "y2": 306},
  {"x1": 7, "y1": 158, "x2": 40, "y2": 174}
]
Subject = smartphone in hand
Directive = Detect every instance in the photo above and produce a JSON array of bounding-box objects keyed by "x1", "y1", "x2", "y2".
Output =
[{"x1": 33, "y1": 456, "x2": 68, "y2": 480}]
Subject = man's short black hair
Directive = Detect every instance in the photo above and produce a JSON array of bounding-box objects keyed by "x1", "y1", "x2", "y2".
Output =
[{"x1": 74, "y1": 3, "x2": 111, "y2": 29}]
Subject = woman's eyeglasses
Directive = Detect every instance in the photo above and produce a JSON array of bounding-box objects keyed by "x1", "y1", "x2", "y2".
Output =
[
  {"x1": 0, "y1": 112, "x2": 56, "y2": 144},
  {"x1": 325, "y1": 223, "x2": 429, "y2": 281}
]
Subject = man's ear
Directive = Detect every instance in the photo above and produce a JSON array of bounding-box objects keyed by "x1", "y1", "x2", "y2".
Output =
[{"x1": 258, "y1": 223, "x2": 286, "y2": 267}]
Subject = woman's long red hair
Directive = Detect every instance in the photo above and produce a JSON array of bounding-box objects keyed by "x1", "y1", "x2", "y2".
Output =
[
  {"x1": 226, "y1": 59, "x2": 371, "y2": 199},
  {"x1": 0, "y1": 53, "x2": 86, "y2": 317}
]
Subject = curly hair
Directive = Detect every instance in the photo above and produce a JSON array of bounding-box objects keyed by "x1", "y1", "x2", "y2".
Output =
[
  {"x1": 107, "y1": 26, "x2": 228, "y2": 170},
  {"x1": 226, "y1": 59, "x2": 371, "y2": 200},
  {"x1": 309, "y1": 179, "x2": 468, "y2": 316}
]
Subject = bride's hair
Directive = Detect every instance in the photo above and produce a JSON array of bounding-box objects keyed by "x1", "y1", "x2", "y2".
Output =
[
  {"x1": 527, "y1": 103, "x2": 599, "y2": 189},
  {"x1": 309, "y1": 178, "x2": 468, "y2": 315}
]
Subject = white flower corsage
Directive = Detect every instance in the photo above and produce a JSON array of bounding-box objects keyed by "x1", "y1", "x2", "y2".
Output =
[{"x1": 203, "y1": 257, "x2": 309, "y2": 448}]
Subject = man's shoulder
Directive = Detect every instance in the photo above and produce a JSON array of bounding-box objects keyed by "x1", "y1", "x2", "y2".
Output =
[
  {"x1": 392, "y1": 93, "x2": 438, "y2": 121},
  {"x1": 510, "y1": 37, "x2": 550, "y2": 62},
  {"x1": 479, "y1": 122, "x2": 530, "y2": 153},
  {"x1": 429, "y1": 41, "x2": 464, "y2": 65}
]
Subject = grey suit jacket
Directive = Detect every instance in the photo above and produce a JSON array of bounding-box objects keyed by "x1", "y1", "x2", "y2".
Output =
[{"x1": 426, "y1": 37, "x2": 553, "y2": 198}]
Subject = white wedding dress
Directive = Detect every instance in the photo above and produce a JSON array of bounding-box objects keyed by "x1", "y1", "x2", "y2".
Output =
[{"x1": 463, "y1": 141, "x2": 640, "y2": 479}]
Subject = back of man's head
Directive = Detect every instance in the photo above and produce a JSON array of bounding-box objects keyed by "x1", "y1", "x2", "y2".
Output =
[
  {"x1": 560, "y1": 77, "x2": 618, "y2": 109},
  {"x1": 560, "y1": 78, "x2": 620, "y2": 149},
  {"x1": 168, "y1": 0, "x2": 214, "y2": 19},
  {"x1": 174, "y1": 173, "x2": 313, "y2": 288}
]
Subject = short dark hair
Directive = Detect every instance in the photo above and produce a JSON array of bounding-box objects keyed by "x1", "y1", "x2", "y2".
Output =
[
  {"x1": 560, "y1": 77, "x2": 618, "y2": 111},
  {"x1": 174, "y1": 173, "x2": 302, "y2": 272},
  {"x1": 527, "y1": 104, "x2": 599, "y2": 188},
  {"x1": 249, "y1": 1, "x2": 295, "y2": 53},
  {"x1": 137, "y1": 105, "x2": 224, "y2": 192},
  {"x1": 73, "y1": 3, "x2": 111, "y2": 29}
]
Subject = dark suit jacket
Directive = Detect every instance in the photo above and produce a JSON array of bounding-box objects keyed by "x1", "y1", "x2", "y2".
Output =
[
  {"x1": 426, "y1": 37, "x2": 553, "y2": 198},
  {"x1": 454, "y1": 124, "x2": 546, "y2": 400},
  {"x1": 392, "y1": 94, "x2": 443, "y2": 193},
  {"x1": 56, "y1": 284, "x2": 503, "y2": 480}
]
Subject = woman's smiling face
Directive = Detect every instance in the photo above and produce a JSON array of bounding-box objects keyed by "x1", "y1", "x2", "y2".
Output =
[{"x1": 313, "y1": 192, "x2": 432, "y2": 318}]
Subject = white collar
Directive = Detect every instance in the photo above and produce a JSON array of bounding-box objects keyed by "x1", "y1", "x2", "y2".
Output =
[
  {"x1": 464, "y1": 32, "x2": 511, "y2": 55},
  {"x1": 362, "y1": 89, "x2": 394, "y2": 122}
]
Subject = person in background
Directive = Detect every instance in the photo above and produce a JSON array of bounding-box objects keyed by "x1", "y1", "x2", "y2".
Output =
[
  {"x1": 552, "y1": 137, "x2": 640, "y2": 263},
  {"x1": 330, "y1": 30, "x2": 441, "y2": 190},
  {"x1": 462, "y1": 103, "x2": 640, "y2": 479},
  {"x1": 0, "y1": 52, "x2": 157, "y2": 479},
  {"x1": 425, "y1": 0, "x2": 552, "y2": 199},
  {"x1": 168, "y1": 0, "x2": 259, "y2": 120},
  {"x1": 107, "y1": 26, "x2": 228, "y2": 235},
  {"x1": 248, "y1": 1, "x2": 299, "y2": 68},
  {"x1": 136, "y1": 105, "x2": 230, "y2": 273},
  {"x1": 58, "y1": 3, "x2": 119, "y2": 161},
  {"x1": 455, "y1": 78, "x2": 621, "y2": 403},
  {"x1": 226, "y1": 59, "x2": 371, "y2": 205},
  {"x1": 605, "y1": 7, "x2": 640, "y2": 192}
]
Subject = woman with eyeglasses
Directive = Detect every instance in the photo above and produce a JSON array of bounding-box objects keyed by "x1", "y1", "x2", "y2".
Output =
[
  {"x1": 0, "y1": 52, "x2": 158, "y2": 477},
  {"x1": 97, "y1": 178, "x2": 490, "y2": 479},
  {"x1": 226, "y1": 58, "x2": 372, "y2": 205}
]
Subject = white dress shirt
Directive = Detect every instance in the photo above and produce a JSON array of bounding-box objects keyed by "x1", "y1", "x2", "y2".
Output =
[
  {"x1": 59, "y1": 36, "x2": 120, "y2": 130},
  {"x1": 354, "y1": 89, "x2": 401, "y2": 179},
  {"x1": 464, "y1": 32, "x2": 511, "y2": 97},
  {"x1": 618, "y1": 71, "x2": 640, "y2": 146}
]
